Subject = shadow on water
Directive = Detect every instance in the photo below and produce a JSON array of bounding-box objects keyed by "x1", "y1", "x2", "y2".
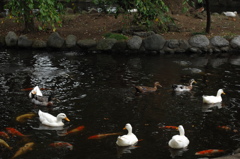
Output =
[{"x1": 0, "y1": 49, "x2": 240, "y2": 158}]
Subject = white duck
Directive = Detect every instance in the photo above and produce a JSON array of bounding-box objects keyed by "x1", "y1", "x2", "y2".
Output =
[
  {"x1": 116, "y1": 123, "x2": 138, "y2": 147},
  {"x1": 29, "y1": 86, "x2": 43, "y2": 98},
  {"x1": 202, "y1": 89, "x2": 225, "y2": 104},
  {"x1": 38, "y1": 110, "x2": 70, "y2": 127},
  {"x1": 223, "y1": 11, "x2": 237, "y2": 21},
  {"x1": 172, "y1": 79, "x2": 197, "y2": 91},
  {"x1": 168, "y1": 125, "x2": 189, "y2": 149}
]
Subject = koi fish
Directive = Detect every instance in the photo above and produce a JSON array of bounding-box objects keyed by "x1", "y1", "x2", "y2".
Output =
[
  {"x1": 159, "y1": 126, "x2": 178, "y2": 130},
  {"x1": 0, "y1": 139, "x2": 12, "y2": 150},
  {"x1": 16, "y1": 113, "x2": 36, "y2": 123},
  {"x1": 66, "y1": 125, "x2": 85, "y2": 135},
  {"x1": 0, "y1": 131, "x2": 10, "y2": 139},
  {"x1": 11, "y1": 142, "x2": 34, "y2": 159},
  {"x1": 49, "y1": 141, "x2": 73, "y2": 150},
  {"x1": 195, "y1": 149, "x2": 224, "y2": 156},
  {"x1": 88, "y1": 132, "x2": 122, "y2": 139},
  {"x1": 6, "y1": 127, "x2": 27, "y2": 137},
  {"x1": 217, "y1": 126, "x2": 238, "y2": 132}
]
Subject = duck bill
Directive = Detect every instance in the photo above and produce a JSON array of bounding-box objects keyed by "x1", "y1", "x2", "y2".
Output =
[
  {"x1": 222, "y1": 92, "x2": 226, "y2": 95},
  {"x1": 65, "y1": 117, "x2": 70, "y2": 121}
]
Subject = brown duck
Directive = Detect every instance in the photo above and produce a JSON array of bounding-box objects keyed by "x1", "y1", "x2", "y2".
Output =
[{"x1": 135, "y1": 82, "x2": 162, "y2": 93}]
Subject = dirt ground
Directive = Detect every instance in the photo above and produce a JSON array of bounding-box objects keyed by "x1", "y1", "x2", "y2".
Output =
[{"x1": 0, "y1": 11, "x2": 240, "y2": 41}]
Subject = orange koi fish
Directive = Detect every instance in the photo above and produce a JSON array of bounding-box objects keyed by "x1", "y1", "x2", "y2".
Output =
[
  {"x1": 66, "y1": 126, "x2": 85, "y2": 135},
  {"x1": 88, "y1": 132, "x2": 122, "y2": 139},
  {"x1": 0, "y1": 131, "x2": 10, "y2": 139},
  {"x1": 6, "y1": 127, "x2": 27, "y2": 137},
  {"x1": 0, "y1": 139, "x2": 12, "y2": 150},
  {"x1": 11, "y1": 142, "x2": 34, "y2": 159},
  {"x1": 49, "y1": 141, "x2": 73, "y2": 150},
  {"x1": 217, "y1": 126, "x2": 231, "y2": 131},
  {"x1": 159, "y1": 126, "x2": 178, "y2": 130},
  {"x1": 195, "y1": 149, "x2": 224, "y2": 156}
]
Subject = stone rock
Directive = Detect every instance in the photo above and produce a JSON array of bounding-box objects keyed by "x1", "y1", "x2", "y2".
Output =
[
  {"x1": 189, "y1": 35, "x2": 210, "y2": 48},
  {"x1": 0, "y1": 36, "x2": 5, "y2": 47},
  {"x1": 230, "y1": 36, "x2": 240, "y2": 49},
  {"x1": 143, "y1": 34, "x2": 166, "y2": 51},
  {"x1": 18, "y1": 35, "x2": 33, "y2": 48},
  {"x1": 47, "y1": 32, "x2": 64, "y2": 48},
  {"x1": 127, "y1": 36, "x2": 142, "y2": 50},
  {"x1": 66, "y1": 35, "x2": 77, "y2": 48},
  {"x1": 96, "y1": 38, "x2": 117, "y2": 51},
  {"x1": 32, "y1": 40, "x2": 47, "y2": 49},
  {"x1": 112, "y1": 40, "x2": 127, "y2": 52},
  {"x1": 167, "y1": 39, "x2": 179, "y2": 49},
  {"x1": 189, "y1": 47, "x2": 201, "y2": 53},
  {"x1": 179, "y1": 40, "x2": 190, "y2": 51},
  {"x1": 77, "y1": 39, "x2": 97, "y2": 49},
  {"x1": 210, "y1": 36, "x2": 229, "y2": 47},
  {"x1": 5, "y1": 31, "x2": 18, "y2": 47},
  {"x1": 133, "y1": 31, "x2": 155, "y2": 37}
]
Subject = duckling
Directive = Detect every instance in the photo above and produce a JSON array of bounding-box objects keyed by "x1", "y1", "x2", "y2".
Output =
[
  {"x1": 134, "y1": 82, "x2": 162, "y2": 93},
  {"x1": 172, "y1": 79, "x2": 197, "y2": 91}
]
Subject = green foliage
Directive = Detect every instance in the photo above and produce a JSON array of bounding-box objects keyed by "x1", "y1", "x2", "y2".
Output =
[
  {"x1": 103, "y1": 33, "x2": 128, "y2": 40},
  {"x1": 5, "y1": 0, "x2": 69, "y2": 31},
  {"x1": 93, "y1": 0, "x2": 170, "y2": 31}
]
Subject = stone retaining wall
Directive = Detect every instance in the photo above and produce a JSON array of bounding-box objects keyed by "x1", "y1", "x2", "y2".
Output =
[{"x1": 1, "y1": 31, "x2": 240, "y2": 54}]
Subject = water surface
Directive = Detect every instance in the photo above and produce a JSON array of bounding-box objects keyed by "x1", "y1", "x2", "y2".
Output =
[{"x1": 0, "y1": 49, "x2": 240, "y2": 159}]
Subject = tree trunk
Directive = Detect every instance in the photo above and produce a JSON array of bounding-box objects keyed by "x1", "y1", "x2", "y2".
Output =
[
  {"x1": 22, "y1": 1, "x2": 35, "y2": 32},
  {"x1": 205, "y1": 0, "x2": 211, "y2": 33}
]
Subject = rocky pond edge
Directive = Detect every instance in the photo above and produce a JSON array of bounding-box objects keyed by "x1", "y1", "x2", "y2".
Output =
[{"x1": 2, "y1": 31, "x2": 240, "y2": 54}]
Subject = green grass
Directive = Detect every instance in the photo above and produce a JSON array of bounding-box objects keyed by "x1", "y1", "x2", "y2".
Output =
[{"x1": 103, "y1": 33, "x2": 128, "y2": 40}]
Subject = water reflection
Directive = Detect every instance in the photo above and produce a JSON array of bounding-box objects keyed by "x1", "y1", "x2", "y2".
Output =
[{"x1": 0, "y1": 50, "x2": 240, "y2": 159}]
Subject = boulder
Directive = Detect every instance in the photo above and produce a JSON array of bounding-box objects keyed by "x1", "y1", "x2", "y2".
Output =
[
  {"x1": 112, "y1": 40, "x2": 127, "y2": 52},
  {"x1": 189, "y1": 35, "x2": 210, "y2": 48},
  {"x1": 143, "y1": 34, "x2": 166, "y2": 51},
  {"x1": 47, "y1": 32, "x2": 64, "y2": 48},
  {"x1": 167, "y1": 39, "x2": 179, "y2": 49},
  {"x1": 5, "y1": 31, "x2": 18, "y2": 47},
  {"x1": 230, "y1": 36, "x2": 240, "y2": 49},
  {"x1": 18, "y1": 35, "x2": 33, "y2": 48},
  {"x1": 66, "y1": 35, "x2": 77, "y2": 48},
  {"x1": 96, "y1": 38, "x2": 117, "y2": 51},
  {"x1": 0, "y1": 36, "x2": 5, "y2": 47},
  {"x1": 127, "y1": 36, "x2": 142, "y2": 50},
  {"x1": 77, "y1": 39, "x2": 97, "y2": 49},
  {"x1": 210, "y1": 36, "x2": 229, "y2": 47},
  {"x1": 32, "y1": 40, "x2": 47, "y2": 49}
]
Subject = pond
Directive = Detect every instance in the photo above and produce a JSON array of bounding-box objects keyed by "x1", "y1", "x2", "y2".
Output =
[{"x1": 0, "y1": 49, "x2": 240, "y2": 159}]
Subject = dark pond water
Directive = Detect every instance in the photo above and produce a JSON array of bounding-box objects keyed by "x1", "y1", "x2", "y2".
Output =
[{"x1": 0, "y1": 49, "x2": 240, "y2": 159}]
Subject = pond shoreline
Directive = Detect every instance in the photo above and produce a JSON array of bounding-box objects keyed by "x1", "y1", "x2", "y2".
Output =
[{"x1": 1, "y1": 31, "x2": 240, "y2": 54}]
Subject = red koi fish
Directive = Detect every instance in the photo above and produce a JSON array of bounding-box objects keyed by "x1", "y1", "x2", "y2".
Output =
[
  {"x1": 66, "y1": 126, "x2": 85, "y2": 135},
  {"x1": 5, "y1": 127, "x2": 27, "y2": 137},
  {"x1": 49, "y1": 141, "x2": 73, "y2": 150},
  {"x1": 159, "y1": 126, "x2": 178, "y2": 130},
  {"x1": 88, "y1": 132, "x2": 122, "y2": 139},
  {"x1": 195, "y1": 149, "x2": 224, "y2": 156},
  {"x1": 0, "y1": 131, "x2": 10, "y2": 139}
]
